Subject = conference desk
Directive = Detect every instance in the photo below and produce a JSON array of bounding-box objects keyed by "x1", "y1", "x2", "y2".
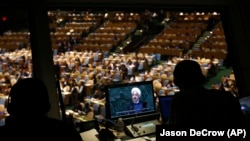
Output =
[
  {"x1": 80, "y1": 125, "x2": 156, "y2": 141},
  {"x1": 84, "y1": 98, "x2": 105, "y2": 106},
  {"x1": 65, "y1": 109, "x2": 157, "y2": 141},
  {"x1": 61, "y1": 91, "x2": 71, "y2": 105},
  {"x1": 79, "y1": 125, "x2": 156, "y2": 141},
  {"x1": 66, "y1": 109, "x2": 94, "y2": 121}
]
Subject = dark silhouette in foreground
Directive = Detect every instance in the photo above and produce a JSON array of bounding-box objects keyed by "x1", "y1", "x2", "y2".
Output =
[
  {"x1": 0, "y1": 78, "x2": 82, "y2": 141},
  {"x1": 168, "y1": 60, "x2": 244, "y2": 127}
]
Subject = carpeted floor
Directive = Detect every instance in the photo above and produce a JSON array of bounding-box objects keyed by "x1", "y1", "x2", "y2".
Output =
[{"x1": 204, "y1": 66, "x2": 233, "y2": 89}]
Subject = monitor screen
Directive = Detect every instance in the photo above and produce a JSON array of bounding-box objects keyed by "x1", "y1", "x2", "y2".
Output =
[
  {"x1": 105, "y1": 81, "x2": 156, "y2": 120},
  {"x1": 158, "y1": 95, "x2": 174, "y2": 123}
]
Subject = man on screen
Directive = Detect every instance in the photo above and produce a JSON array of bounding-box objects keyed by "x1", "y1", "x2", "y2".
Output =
[{"x1": 127, "y1": 87, "x2": 147, "y2": 112}]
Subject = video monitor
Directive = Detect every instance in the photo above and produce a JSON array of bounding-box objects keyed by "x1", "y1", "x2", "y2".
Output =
[
  {"x1": 158, "y1": 95, "x2": 174, "y2": 124},
  {"x1": 105, "y1": 81, "x2": 156, "y2": 121}
]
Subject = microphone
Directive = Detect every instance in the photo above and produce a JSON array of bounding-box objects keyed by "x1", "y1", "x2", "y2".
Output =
[
  {"x1": 130, "y1": 108, "x2": 142, "y2": 133},
  {"x1": 130, "y1": 102, "x2": 148, "y2": 132},
  {"x1": 131, "y1": 114, "x2": 139, "y2": 132}
]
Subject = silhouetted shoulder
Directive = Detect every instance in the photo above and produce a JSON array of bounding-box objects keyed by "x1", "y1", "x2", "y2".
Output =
[
  {"x1": 169, "y1": 88, "x2": 244, "y2": 126},
  {"x1": 208, "y1": 89, "x2": 241, "y2": 105},
  {"x1": 0, "y1": 117, "x2": 82, "y2": 141}
]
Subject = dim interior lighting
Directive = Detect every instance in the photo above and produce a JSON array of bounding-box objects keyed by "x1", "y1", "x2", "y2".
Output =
[
  {"x1": 152, "y1": 12, "x2": 157, "y2": 17},
  {"x1": 56, "y1": 18, "x2": 63, "y2": 23},
  {"x1": 212, "y1": 12, "x2": 218, "y2": 15},
  {"x1": 104, "y1": 13, "x2": 108, "y2": 18},
  {"x1": 2, "y1": 16, "x2": 7, "y2": 22}
]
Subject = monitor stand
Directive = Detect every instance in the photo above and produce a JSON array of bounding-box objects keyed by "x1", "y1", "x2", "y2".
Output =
[
  {"x1": 125, "y1": 119, "x2": 160, "y2": 138},
  {"x1": 123, "y1": 112, "x2": 161, "y2": 138}
]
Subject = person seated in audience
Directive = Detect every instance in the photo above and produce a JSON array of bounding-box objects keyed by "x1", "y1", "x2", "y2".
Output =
[
  {"x1": 73, "y1": 101, "x2": 94, "y2": 120},
  {"x1": 73, "y1": 101, "x2": 85, "y2": 112},
  {"x1": 70, "y1": 86, "x2": 79, "y2": 106},
  {"x1": 119, "y1": 64, "x2": 128, "y2": 81},
  {"x1": 78, "y1": 80, "x2": 86, "y2": 102},
  {"x1": 82, "y1": 102, "x2": 94, "y2": 120},
  {"x1": 93, "y1": 84, "x2": 106, "y2": 101},
  {"x1": 166, "y1": 79, "x2": 176, "y2": 88},
  {"x1": 207, "y1": 58, "x2": 217, "y2": 77},
  {"x1": 0, "y1": 104, "x2": 7, "y2": 126},
  {"x1": 126, "y1": 59, "x2": 132, "y2": 66},
  {"x1": 167, "y1": 60, "x2": 244, "y2": 127},
  {"x1": 220, "y1": 75, "x2": 230, "y2": 88},
  {"x1": 108, "y1": 62, "x2": 117, "y2": 70},
  {"x1": 228, "y1": 79, "x2": 239, "y2": 97},
  {"x1": 0, "y1": 78, "x2": 82, "y2": 141}
]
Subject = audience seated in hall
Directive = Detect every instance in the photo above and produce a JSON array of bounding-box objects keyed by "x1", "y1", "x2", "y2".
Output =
[{"x1": 0, "y1": 11, "x2": 243, "y2": 128}]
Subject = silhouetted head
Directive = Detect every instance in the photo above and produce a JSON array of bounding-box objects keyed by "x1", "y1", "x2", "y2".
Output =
[
  {"x1": 7, "y1": 78, "x2": 51, "y2": 116},
  {"x1": 173, "y1": 60, "x2": 206, "y2": 88}
]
